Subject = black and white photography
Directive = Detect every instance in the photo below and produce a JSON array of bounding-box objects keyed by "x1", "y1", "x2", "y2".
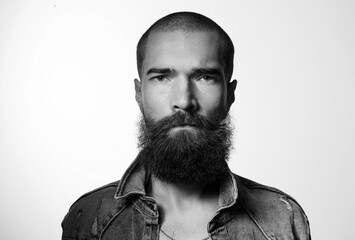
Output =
[{"x1": 0, "y1": 1, "x2": 354, "y2": 239}]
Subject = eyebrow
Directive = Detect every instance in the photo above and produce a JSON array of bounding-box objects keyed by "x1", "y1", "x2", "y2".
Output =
[
  {"x1": 191, "y1": 68, "x2": 222, "y2": 76},
  {"x1": 146, "y1": 67, "x2": 222, "y2": 76},
  {"x1": 146, "y1": 68, "x2": 176, "y2": 75}
]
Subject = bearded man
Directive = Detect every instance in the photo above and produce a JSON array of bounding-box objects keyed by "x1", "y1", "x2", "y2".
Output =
[{"x1": 62, "y1": 12, "x2": 311, "y2": 240}]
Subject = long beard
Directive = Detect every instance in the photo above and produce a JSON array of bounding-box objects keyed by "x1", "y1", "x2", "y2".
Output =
[{"x1": 137, "y1": 112, "x2": 233, "y2": 185}]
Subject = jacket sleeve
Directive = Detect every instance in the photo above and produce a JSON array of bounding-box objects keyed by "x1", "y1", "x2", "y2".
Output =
[
  {"x1": 289, "y1": 199, "x2": 311, "y2": 240},
  {"x1": 61, "y1": 199, "x2": 97, "y2": 240},
  {"x1": 61, "y1": 182, "x2": 120, "y2": 240}
]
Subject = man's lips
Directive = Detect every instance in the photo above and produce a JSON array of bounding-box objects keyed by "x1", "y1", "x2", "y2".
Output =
[
  {"x1": 169, "y1": 125, "x2": 199, "y2": 134},
  {"x1": 172, "y1": 124, "x2": 198, "y2": 128}
]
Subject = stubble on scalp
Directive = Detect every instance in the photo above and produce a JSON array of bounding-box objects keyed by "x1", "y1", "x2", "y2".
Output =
[{"x1": 136, "y1": 11, "x2": 234, "y2": 82}]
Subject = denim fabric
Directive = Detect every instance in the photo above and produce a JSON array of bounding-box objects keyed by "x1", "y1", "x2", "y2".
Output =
[{"x1": 62, "y1": 158, "x2": 311, "y2": 240}]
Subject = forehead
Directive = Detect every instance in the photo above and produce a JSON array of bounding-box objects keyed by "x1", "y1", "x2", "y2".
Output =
[{"x1": 142, "y1": 30, "x2": 223, "y2": 74}]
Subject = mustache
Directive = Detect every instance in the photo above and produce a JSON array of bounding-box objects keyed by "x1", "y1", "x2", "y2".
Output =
[{"x1": 142, "y1": 112, "x2": 220, "y2": 138}]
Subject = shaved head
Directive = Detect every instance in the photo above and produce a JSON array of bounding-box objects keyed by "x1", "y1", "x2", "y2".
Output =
[{"x1": 136, "y1": 12, "x2": 234, "y2": 81}]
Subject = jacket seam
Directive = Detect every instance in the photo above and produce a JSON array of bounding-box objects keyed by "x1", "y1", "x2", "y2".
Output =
[
  {"x1": 240, "y1": 202, "x2": 272, "y2": 240},
  {"x1": 98, "y1": 203, "x2": 128, "y2": 240}
]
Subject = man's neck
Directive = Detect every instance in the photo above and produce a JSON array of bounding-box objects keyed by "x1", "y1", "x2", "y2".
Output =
[
  {"x1": 148, "y1": 176, "x2": 219, "y2": 209},
  {"x1": 147, "y1": 175, "x2": 220, "y2": 235}
]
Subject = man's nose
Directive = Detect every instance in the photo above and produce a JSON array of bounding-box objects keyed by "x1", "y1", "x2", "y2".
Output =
[{"x1": 170, "y1": 78, "x2": 198, "y2": 113}]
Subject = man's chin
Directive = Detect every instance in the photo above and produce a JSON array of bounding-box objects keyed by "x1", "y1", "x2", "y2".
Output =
[{"x1": 137, "y1": 112, "x2": 232, "y2": 185}]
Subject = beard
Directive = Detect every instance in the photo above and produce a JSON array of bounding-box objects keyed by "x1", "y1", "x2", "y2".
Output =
[{"x1": 137, "y1": 111, "x2": 233, "y2": 185}]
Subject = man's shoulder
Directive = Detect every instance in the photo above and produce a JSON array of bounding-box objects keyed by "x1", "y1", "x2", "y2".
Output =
[
  {"x1": 237, "y1": 175, "x2": 296, "y2": 197},
  {"x1": 61, "y1": 181, "x2": 122, "y2": 238},
  {"x1": 235, "y1": 174, "x2": 311, "y2": 239},
  {"x1": 70, "y1": 181, "x2": 120, "y2": 207},
  {"x1": 236, "y1": 174, "x2": 304, "y2": 209}
]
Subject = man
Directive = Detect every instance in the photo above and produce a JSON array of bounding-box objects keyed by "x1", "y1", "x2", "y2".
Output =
[{"x1": 62, "y1": 12, "x2": 311, "y2": 240}]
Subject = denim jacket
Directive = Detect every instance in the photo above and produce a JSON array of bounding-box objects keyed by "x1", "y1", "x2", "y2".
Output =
[{"x1": 62, "y1": 159, "x2": 311, "y2": 240}]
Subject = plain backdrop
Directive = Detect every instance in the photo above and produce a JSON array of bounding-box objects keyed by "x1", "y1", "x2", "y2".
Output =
[{"x1": 1, "y1": 0, "x2": 354, "y2": 239}]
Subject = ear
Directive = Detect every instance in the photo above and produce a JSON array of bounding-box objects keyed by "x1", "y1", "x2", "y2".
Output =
[
  {"x1": 134, "y1": 78, "x2": 144, "y2": 112},
  {"x1": 227, "y1": 79, "x2": 237, "y2": 107}
]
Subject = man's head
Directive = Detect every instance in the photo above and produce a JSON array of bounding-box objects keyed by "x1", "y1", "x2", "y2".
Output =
[
  {"x1": 134, "y1": 12, "x2": 237, "y2": 185},
  {"x1": 136, "y1": 11, "x2": 235, "y2": 83},
  {"x1": 135, "y1": 11, "x2": 237, "y2": 123}
]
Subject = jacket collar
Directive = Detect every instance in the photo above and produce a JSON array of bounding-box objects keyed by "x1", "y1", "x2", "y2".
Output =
[
  {"x1": 114, "y1": 157, "x2": 147, "y2": 199},
  {"x1": 114, "y1": 157, "x2": 238, "y2": 209}
]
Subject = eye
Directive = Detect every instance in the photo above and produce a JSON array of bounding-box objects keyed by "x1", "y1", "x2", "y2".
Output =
[
  {"x1": 151, "y1": 75, "x2": 168, "y2": 81},
  {"x1": 198, "y1": 75, "x2": 217, "y2": 83}
]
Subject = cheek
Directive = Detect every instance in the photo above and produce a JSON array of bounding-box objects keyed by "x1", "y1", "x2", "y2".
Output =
[
  {"x1": 198, "y1": 85, "x2": 228, "y2": 118},
  {"x1": 141, "y1": 85, "x2": 170, "y2": 120}
]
